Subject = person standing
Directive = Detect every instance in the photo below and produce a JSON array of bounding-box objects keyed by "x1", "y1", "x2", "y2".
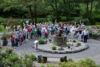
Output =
[
  {"x1": 41, "y1": 25, "x2": 47, "y2": 38},
  {"x1": 77, "y1": 31, "x2": 83, "y2": 41},
  {"x1": 82, "y1": 29, "x2": 89, "y2": 43},
  {"x1": 14, "y1": 32, "x2": 19, "y2": 47},
  {"x1": 27, "y1": 25, "x2": 32, "y2": 39},
  {"x1": 32, "y1": 26, "x2": 38, "y2": 39},
  {"x1": 23, "y1": 27, "x2": 28, "y2": 39},
  {"x1": 10, "y1": 33, "x2": 15, "y2": 47},
  {"x1": 70, "y1": 25, "x2": 76, "y2": 39}
]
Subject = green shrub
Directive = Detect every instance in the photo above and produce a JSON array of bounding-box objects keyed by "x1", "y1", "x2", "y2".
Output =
[
  {"x1": 47, "y1": 15, "x2": 55, "y2": 22},
  {"x1": 8, "y1": 54, "x2": 19, "y2": 62},
  {"x1": 59, "y1": 61, "x2": 77, "y2": 67},
  {"x1": 0, "y1": 48, "x2": 36, "y2": 67},
  {"x1": 38, "y1": 39, "x2": 46, "y2": 44},
  {"x1": 47, "y1": 63, "x2": 55, "y2": 67},
  {"x1": 76, "y1": 43, "x2": 81, "y2": 47},
  {"x1": 1, "y1": 26, "x2": 9, "y2": 40},
  {"x1": 24, "y1": 55, "x2": 36, "y2": 61},
  {"x1": 74, "y1": 17, "x2": 82, "y2": 22},
  {"x1": 73, "y1": 40, "x2": 77, "y2": 43},
  {"x1": 67, "y1": 45, "x2": 71, "y2": 49},
  {"x1": 6, "y1": 47, "x2": 13, "y2": 54},
  {"x1": 82, "y1": 18, "x2": 90, "y2": 25},
  {"x1": 96, "y1": 25, "x2": 100, "y2": 29},
  {"x1": 86, "y1": 26, "x2": 92, "y2": 31},
  {"x1": 96, "y1": 22, "x2": 100, "y2": 25},
  {"x1": 61, "y1": 16, "x2": 67, "y2": 21},
  {"x1": 90, "y1": 32, "x2": 100, "y2": 39},
  {"x1": 37, "y1": 18, "x2": 47, "y2": 22},
  {"x1": 78, "y1": 58, "x2": 99, "y2": 67},
  {"x1": 40, "y1": 64, "x2": 45, "y2": 67},
  {"x1": 51, "y1": 45, "x2": 57, "y2": 50},
  {"x1": 0, "y1": 17, "x2": 7, "y2": 24},
  {"x1": 0, "y1": 25, "x2": 5, "y2": 31},
  {"x1": 68, "y1": 58, "x2": 73, "y2": 62},
  {"x1": 59, "y1": 58, "x2": 99, "y2": 67}
]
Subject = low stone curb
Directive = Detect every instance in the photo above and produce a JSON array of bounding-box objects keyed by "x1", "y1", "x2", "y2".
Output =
[{"x1": 33, "y1": 44, "x2": 89, "y2": 54}]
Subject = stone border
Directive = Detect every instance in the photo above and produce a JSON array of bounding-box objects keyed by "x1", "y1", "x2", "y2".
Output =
[
  {"x1": 36, "y1": 46, "x2": 89, "y2": 54},
  {"x1": 33, "y1": 41, "x2": 89, "y2": 54}
]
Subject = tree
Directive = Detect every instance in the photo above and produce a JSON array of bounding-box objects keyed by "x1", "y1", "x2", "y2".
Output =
[{"x1": 46, "y1": 0, "x2": 61, "y2": 22}]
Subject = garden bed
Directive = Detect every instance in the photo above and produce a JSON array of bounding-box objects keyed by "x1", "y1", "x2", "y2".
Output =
[{"x1": 33, "y1": 40, "x2": 89, "y2": 54}]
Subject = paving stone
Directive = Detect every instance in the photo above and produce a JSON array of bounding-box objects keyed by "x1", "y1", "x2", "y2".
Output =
[{"x1": 13, "y1": 39, "x2": 100, "y2": 64}]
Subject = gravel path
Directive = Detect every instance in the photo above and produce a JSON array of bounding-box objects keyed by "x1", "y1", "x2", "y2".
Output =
[{"x1": 14, "y1": 39, "x2": 100, "y2": 64}]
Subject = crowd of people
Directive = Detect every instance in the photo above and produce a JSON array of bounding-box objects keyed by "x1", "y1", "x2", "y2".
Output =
[{"x1": 9, "y1": 22, "x2": 89, "y2": 47}]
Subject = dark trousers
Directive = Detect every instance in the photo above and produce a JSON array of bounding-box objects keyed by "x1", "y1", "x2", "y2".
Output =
[
  {"x1": 66, "y1": 30, "x2": 70, "y2": 35},
  {"x1": 84, "y1": 35, "x2": 88, "y2": 43},
  {"x1": 11, "y1": 40, "x2": 15, "y2": 47},
  {"x1": 15, "y1": 39, "x2": 19, "y2": 47}
]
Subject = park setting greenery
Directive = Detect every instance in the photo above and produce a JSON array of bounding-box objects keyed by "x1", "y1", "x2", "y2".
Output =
[
  {"x1": 0, "y1": 48, "x2": 99, "y2": 67},
  {"x1": 39, "y1": 58, "x2": 100, "y2": 67},
  {"x1": 0, "y1": 0, "x2": 100, "y2": 67},
  {"x1": 0, "y1": 0, "x2": 99, "y2": 25},
  {"x1": 51, "y1": 45, "x2": 57, "y2": 50},
  {"x1": 0, "y1": 47, "x2": 36, "y2": 67},
  {"x1": 38, "y1": 39, "x2": 47, "y2": 44}
]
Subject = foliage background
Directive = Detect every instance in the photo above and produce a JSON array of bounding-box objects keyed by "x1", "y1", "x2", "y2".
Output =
[{"x1": 0, "y1": 0, "x2": 99, "y2": 25}]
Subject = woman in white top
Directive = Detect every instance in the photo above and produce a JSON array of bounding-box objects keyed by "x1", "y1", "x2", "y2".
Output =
[
  {"x1": 70, "y1": 25, "x2": 76, "y2": 39},
  {"x1": 77, "y1": 31, "x2": 82, "y2": 41}
]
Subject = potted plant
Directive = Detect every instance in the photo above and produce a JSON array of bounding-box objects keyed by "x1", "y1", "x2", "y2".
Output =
[
  {"x1": 1, "y1": 33, "x2": 8, "y2": 46},
  {"x1": 0, "y1": 25, "x2": 9, "y2": 46}
]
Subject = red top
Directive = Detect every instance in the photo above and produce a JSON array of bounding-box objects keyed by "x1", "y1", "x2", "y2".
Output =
[
  {"x1": 10, "y1": 35, "x2": 15, "y2": 41},
  {"x1": 28, "y1": 26, "x2": 32, "y2": 32}
]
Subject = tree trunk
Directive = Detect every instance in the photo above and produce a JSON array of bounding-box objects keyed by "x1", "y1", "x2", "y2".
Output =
[
  {"x1": 90, "y1": 0, "x2": 94, "y2": 17},
  {"x1": 28, "y1": 6, "x2": 34, "y2": 23},
  {"x1": 90, "y1": 0, "x2": 95, "y2": 25},
  {"x1": 67, "y1": 0, "x2": 71, "y2": 21},
  {"x1": 34, "y1": 4, "x2": 37, "y2": 24},
  {"x1": 86, "y1": 0, "x2": 89, "y2": 18},
  {"x1": 63, "y1": 0, "x2": 67, "y2": 20},
  {"x1": 54, "y1": 0, "x2": 58, "y2": 22}
]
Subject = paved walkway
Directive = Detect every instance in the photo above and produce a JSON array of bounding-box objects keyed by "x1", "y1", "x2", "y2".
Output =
[{"x1": 14, "y1": 39, "x2": 100, "y2": 65}]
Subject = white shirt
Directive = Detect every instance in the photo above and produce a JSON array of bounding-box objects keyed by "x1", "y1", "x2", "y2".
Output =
[
  {"x1": 41, "y1": 27, "x2": 46, "y2": 33},
  {"x1": 70, "y1": 26, "x2": 75, "y2": 34},
  {"x1": 82, "y1": 30, "x2": 89, "y2": 36},
  {"x1": 23, "y1": 28, "x2": 28, "y2": 33}
]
